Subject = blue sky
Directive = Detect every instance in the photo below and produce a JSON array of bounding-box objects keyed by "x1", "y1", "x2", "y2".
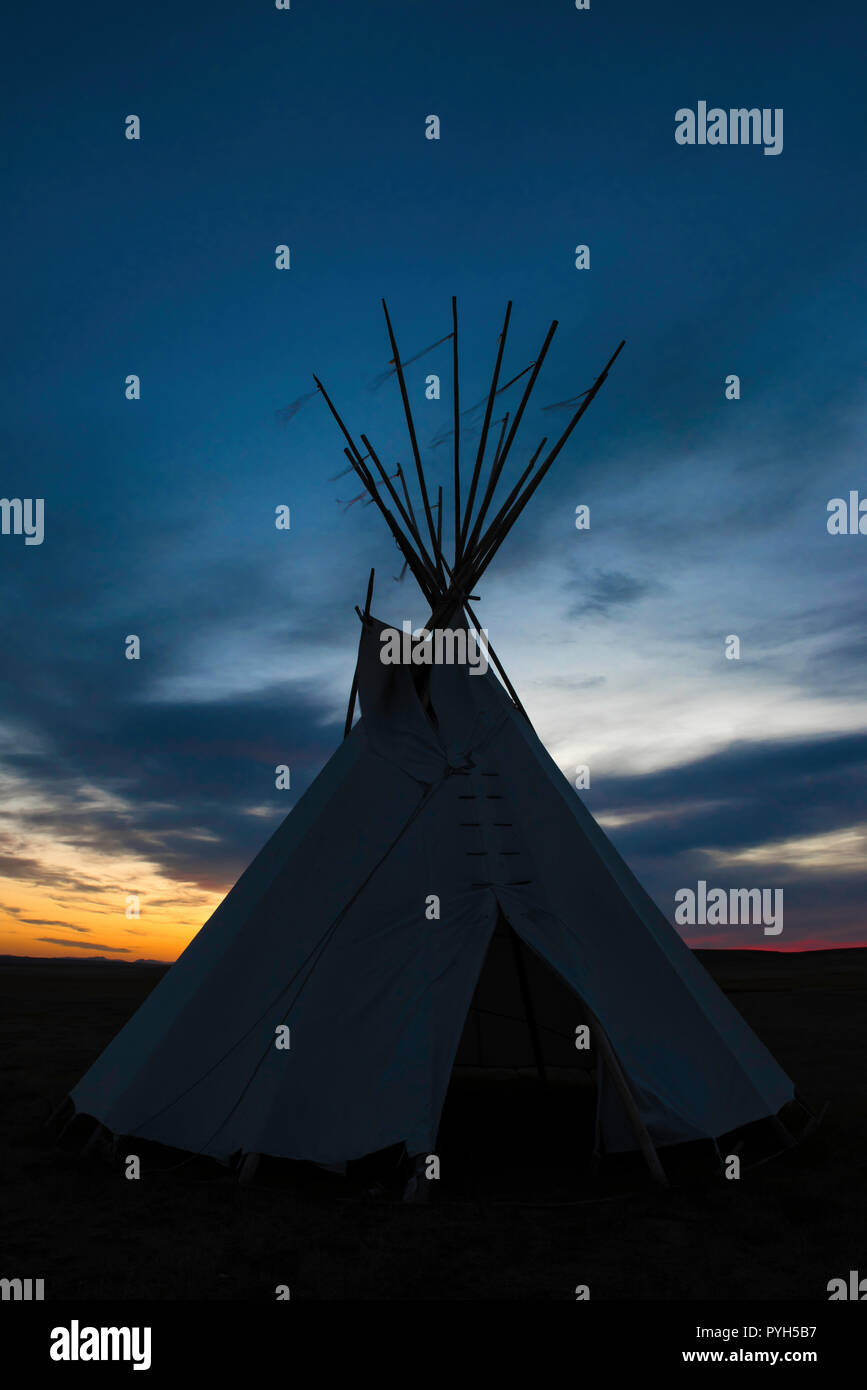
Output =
[{"x1": 1, "y1": 0, "x2": 866, "y2": 958}]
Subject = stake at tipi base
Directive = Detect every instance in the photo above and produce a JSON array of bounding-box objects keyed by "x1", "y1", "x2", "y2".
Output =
[
  {"x1": 401, "y1": 1154, "x2": 432, "y2": 1204},
  {"x1": 238, "y1": 1152, "x2": 261, "y2": 1186},
  {"x1": 81, "y1": 1122, "x2": 108, "y2": 1158},
  {"x1": 45, "y1": 1094, "x2": 74, "y2": 1131},
  {"x1": 583, "y1": 1003, "x2": 669, "y2": 1188}
]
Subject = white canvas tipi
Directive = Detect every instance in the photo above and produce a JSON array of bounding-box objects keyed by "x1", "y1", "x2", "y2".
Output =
[{"x1": 69, "y1": 302, "x2": 796, "y2": 1183}]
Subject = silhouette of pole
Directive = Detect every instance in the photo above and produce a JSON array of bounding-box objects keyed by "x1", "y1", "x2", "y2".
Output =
[
  {"x1": 452, "y1": 296, "x2": 461, "y2": 564},
  {"x1": 463, "y1": 319, "x2": 558, "y2": 558},
  {"x1": 344, "y1": 568, "x2": 375, "y2": 738},
  {"x1": 381, "y1": 299, "x2": 445, "y2": 585},
  {"x1": 458, "y1": 301, "x2": 512, "y2": 557}
]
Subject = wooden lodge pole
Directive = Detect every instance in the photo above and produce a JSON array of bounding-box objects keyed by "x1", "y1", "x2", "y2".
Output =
[
  {"x1": 381, "y1": 299, "x2": 445, "y2": 585},
  {"x1": 457, "y1": 301, "x2": 512, "y2": 558}
]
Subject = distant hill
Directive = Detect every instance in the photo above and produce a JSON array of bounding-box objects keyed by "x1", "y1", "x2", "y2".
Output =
[
  {"x1": 0, "y1": 955, "x2": 169, "y2": 970},
  {"x1": 3, "y1": 945, "x2": 861, "y2": 967},
  {"x1": 1, "y1": 947, "x2": 863, "y2": 977}
]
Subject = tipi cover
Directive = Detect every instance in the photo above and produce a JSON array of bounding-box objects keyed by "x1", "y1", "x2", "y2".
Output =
[{"x1": 70, "y1": 302, "x2": 795, "y2": 1177}]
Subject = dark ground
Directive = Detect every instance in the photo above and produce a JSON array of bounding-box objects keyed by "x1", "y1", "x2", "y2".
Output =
[{"x1": 1, "y1": 950, "x2": 864, "y2": 1300}]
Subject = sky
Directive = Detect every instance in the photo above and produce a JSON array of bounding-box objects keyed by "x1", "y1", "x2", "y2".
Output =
[{"x1": 1, "y1": 0, "x2": 865, "y2": 960}]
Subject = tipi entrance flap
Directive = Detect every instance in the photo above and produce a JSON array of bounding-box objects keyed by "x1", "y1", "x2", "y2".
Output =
[{"x1": 452, "y1": 911, "x2": 594, "y2": 1075}]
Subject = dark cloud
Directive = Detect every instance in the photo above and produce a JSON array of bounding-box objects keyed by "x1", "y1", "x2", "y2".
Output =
[
  {"x1": 583, "y1": 731, "x2": 867, "y2": 862},
  {"x1": 18, "y1": 919, "x2": 90, "y2": 930},
  {"x1": 0, "y1": 526, "x2": 347, "y2": 894},
  {"x1": 527, "y1": 674, "x2": 606, "y2": 691},
  {"x1": 571, "y1": 731, "x2": 867, "y2": 948},
  {"x1": 0, "y1": 680, "x2": 341, "y2": 892},
  {"x1": 566, "y1": 569, "x2": 659, "y2": 620},
  {"x1": 0, "y1": 855, "x2": 107, "y2": 892},
  {"x1": 36, "y1": 937, "x2": 130, "y2": 953}
]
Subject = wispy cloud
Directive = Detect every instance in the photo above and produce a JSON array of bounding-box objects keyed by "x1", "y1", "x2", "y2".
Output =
[{"x1": 36, "y1": 938, "x2": 130, "y2": 954}]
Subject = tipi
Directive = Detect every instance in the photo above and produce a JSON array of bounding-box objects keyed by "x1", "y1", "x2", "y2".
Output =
[{"x1": 69, "y1": 301, "x2": 797, "y2": 1187}]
